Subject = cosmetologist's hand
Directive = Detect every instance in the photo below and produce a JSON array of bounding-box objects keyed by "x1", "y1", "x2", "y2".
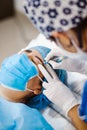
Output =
[{"x1": 38, "y1": 64, "x2": 79, "y2": 118}]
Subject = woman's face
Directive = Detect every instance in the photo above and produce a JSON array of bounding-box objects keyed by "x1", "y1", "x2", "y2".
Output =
[{"x1": 52, "y1": 28, "x2": 87, "y2": 53}]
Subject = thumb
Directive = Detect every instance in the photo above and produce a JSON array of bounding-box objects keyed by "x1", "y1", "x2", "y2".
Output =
[{"x1": 45, "y1": 47, "x2": 66, "y2": 61}]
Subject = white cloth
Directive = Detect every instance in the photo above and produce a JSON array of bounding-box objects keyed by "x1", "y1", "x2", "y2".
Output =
[
  {"x1": 67, "y1": 72, "x2": 87, "y2": 95},
  {"x1": 20, "y1": 34, "x2": 57, "y2": 52},
  {"x1": 24, "y1": 0, "x2": 87, "y2": 37},
  {"x1": 41, "y1": 107, "x2": 76, "y2": 130}
]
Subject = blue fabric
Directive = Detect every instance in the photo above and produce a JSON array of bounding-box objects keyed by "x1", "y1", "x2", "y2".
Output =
[
  {"x1": 0, "y1": 46, "x2": 67, "y2": 129},
  {"x1": 27, "y1": 46, "x2": 67, "y2": 110},
  {"x1": 0, "y1": 97, "x2": 53, "y2": 130},
  {"x1": 0, "y1": 53, "x2": 38, "y2": 91},
  {"x1": 28, "y1": 93, "x2": 51, "y2": 110},
  {"x1": 30, "y1": 46, "x2": 51, "y2": 59},
  {"x1": 79, "y1": 81, "x2": 87, "y2": 122}
]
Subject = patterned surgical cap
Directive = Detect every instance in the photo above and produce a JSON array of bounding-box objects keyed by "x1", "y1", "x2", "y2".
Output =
[{"x1": 24, "y1": 0, "x2": 87, "y2": 37}]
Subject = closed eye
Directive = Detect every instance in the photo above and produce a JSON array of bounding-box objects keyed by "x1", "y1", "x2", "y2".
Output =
[{"x1": 35, "y1": 56, "x2": 43, "y2": 64}]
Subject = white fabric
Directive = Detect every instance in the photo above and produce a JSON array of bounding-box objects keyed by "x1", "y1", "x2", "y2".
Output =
[
  {"x1": 41, "y1": 107, "x2": 75, "y2": 130},
  {"x1": 24, "y1": 0, "x2": 87, "y2": 37},
  {"x1": 20, "y1": 34, "x2": 57, "y2": 52},
  {"x1": 67, "y1": 72, "x2": 87, "y2": 95}
]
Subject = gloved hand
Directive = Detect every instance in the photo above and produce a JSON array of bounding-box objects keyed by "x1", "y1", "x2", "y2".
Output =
[
  {"x1": 38, "y1": 64, "x2": 79, "y2": 118},
  {"x1": 45, "y1": 48, "x2": 87, "y2": 75}
]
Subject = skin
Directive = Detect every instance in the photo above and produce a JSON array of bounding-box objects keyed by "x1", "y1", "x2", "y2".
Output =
[
  {"x1": 51, "y1": 27, "x2": 87, "y2": 130},
  {"x1": 68, "y1": 105, "x2": 87, "y2": 130},
  {"x1": 52, "y1": 27, "x2": 87, "y2": 53},
  {"x1": 0, "y1": 49, "x2": 44, "y2": 104}
]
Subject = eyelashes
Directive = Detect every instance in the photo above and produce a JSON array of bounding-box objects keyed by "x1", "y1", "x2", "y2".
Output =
[
  {"x1": 35, "y1": 56, "x2": 43, "y2": 63},
  {"x1": 25, "y1": 50, "x2": 43, "y2": 62}
]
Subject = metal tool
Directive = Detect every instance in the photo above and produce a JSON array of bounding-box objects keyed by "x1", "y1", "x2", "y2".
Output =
[{"x1": 44, "y1": 56, "x2": 68, "y2": 64}]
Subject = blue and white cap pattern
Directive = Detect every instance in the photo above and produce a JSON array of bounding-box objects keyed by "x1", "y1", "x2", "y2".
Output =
[{"x1": 24, "y1": 0, "x2": 87, "y2": 37}]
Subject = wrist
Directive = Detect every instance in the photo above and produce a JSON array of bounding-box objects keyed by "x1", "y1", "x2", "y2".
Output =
[
  {"x1": 64, "y1": 98, "x2": 79, "y2": 118},
  {"x1": 68, "y1": 104, "x2": 79, "y2": 118},
  {"x1": 68, "y1": 105, "x2": 87, "y2": 130}
]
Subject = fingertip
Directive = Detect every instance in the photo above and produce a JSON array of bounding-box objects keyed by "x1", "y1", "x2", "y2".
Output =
[
  {"x1": 38, "y1": 64, "x2": 43, "y2": 70},
  {"x1": 49, "y1": 60, "x2": 54, "y2": 65},
  {"x1": 38, "y1": 64, "x2": 42, "y2": 67},
  {"x1": 49, "y1": 60, "x2": 61, "y2": 69},
  {"x1": 45, "y1": 56, "x2": 49, "y2": 62},
  {"x1": 48, "y1": 60, "x2": 56, "y2": 68},
  {"x1": 43, "y1": 81, "x2": 47, "y2": 86},
  {"x1": 42, "y1": 82, "x2": 48, "y2": 89},
  {"x1": 45, "y1": 53, "x2": 53, "y2": 62}
]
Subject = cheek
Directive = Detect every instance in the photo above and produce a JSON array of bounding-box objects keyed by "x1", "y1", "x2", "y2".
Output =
[
  {"x1": 27, "y1": 77, "x2": 42, "y2": 90},
  {"x1": 27, "y1": 78, "x2": 35, "y2": 90}
]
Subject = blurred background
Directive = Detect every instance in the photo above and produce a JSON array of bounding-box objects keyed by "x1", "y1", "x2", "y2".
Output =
[{"x1": 0, "y1": 0, "x2": 39, "y2": 64}]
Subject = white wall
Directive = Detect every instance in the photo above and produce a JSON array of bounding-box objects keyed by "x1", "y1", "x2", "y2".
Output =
[
  {"x1": 0, "y1": 0, "x2": 39, "y2": 64},
  {"x1": 14, "y1": 0, "x2": 39, "y2": 42},
  {"x1": 14, "y1": 0, "x2": 25, "y2": 13}
]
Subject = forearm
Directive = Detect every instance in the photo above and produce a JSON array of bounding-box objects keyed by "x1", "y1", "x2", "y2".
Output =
[{"x1": 68, "y1": 105, "x2": 87, "y2": 130}]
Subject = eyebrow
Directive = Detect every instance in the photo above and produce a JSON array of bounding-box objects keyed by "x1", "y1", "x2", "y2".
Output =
[
  {"x1": 25, "y1": 50, "x2": 32, "y2": 53},
  {"x1": 25, "y1": 50, "x2": 44, "y2": 64},
  {"x1": 35, "y1": 56, "x2": 43, "y2": 64}
]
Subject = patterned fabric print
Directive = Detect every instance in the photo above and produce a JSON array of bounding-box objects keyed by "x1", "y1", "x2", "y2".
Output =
[{"x1": 24, "y1": 0, "x2": 87, "y2": 37}]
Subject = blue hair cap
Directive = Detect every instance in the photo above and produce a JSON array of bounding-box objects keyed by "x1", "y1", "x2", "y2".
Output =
[{"x1": 0, "y1": 53, "x2": 38, "y2": 91}]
